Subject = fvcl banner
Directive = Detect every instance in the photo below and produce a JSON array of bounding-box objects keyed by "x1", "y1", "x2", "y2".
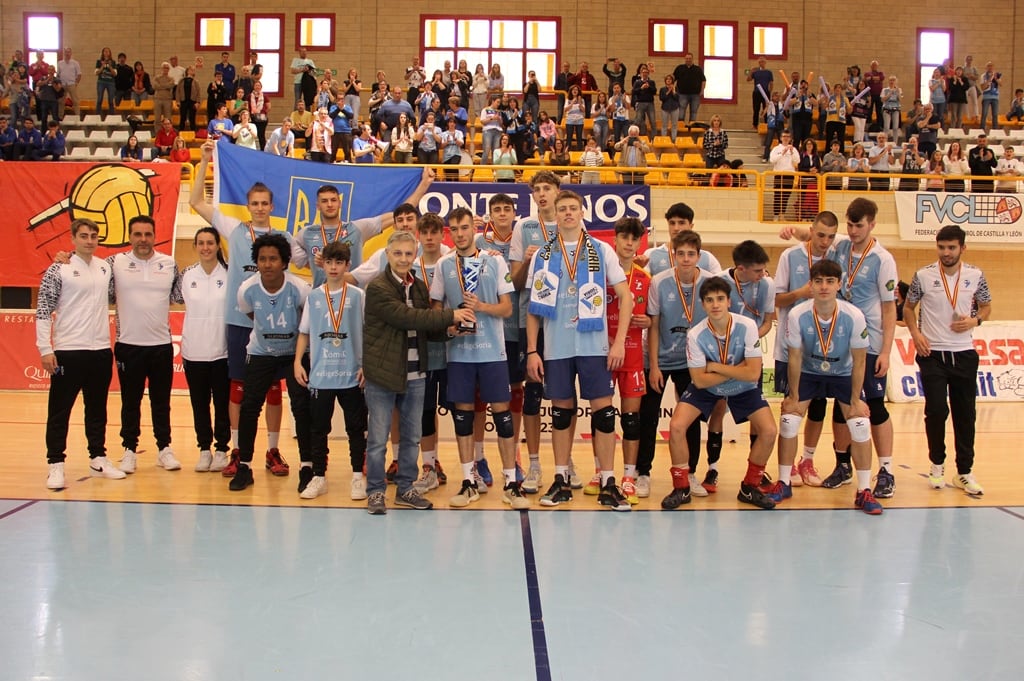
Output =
[{"x1": 895, "y1": 191, "x2": 1024, "y2": 243}]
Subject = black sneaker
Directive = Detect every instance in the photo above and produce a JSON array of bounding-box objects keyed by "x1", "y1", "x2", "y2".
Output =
[
  {"x1": 661, "y1": 486, "x2": 692, "y2": 510},
  {"x1": 872, "y1": 467, "x2": 895, "y2": 498},
  {"x1": 297, "y1": 466, "x2": 314, "y2": 493},
  {"x1": 228, "y1": 465, "x2": 254, "y2": 491},
  {"x1": 759, "y1": 471, "x2": 773, "y2": 487},
  {"x1": 737, "y1": 482, "x2": 776, "y2": 509},
  {"x1": 395, "y1": 488, "x2": 433, "y2": 510},
  {"x1": 822, "y1": 462, "x2": 854, "y2": 489},
  {"x1": 702, "y1": 469, "x2": 719, "y2": 493},
  {"x1": 597, "y1": 477, "x2": 631, "y2": 512},
  {"x1": 539, "y1": 474, "x2": 573, "y2": 507}
]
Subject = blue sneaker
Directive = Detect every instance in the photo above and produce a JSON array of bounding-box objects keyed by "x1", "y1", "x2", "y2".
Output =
[
  {"x1": 855, "y1": 488, "x2": 884, "y2": 515},
  {"x1": 475, "y1": 458, "x2": 494, "y2": 487},
  {"x1": 515, "y1": 462, "x2": 525, "y2": 483},
  {"x1": 762, "y1": 480, "x2": 792, "y2": 503}
]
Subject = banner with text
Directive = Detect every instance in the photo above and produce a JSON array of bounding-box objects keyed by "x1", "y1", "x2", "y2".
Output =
[{"x1": 895, "y1": 191, "x2": 1024, "y2": 243}]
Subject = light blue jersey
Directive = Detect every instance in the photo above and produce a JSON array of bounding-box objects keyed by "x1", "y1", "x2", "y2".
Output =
[
  {"x1": 829, "y1": 236, "x2": 897, "y2": 354},
  {"x1": 786, "y1": 300, "x2": 868, "y2": 377},
  {"x1": 298, "y1": 283, "x2": 364, "y2": 389},
  {"x1": 413, "y1": 255, "x2": 448, "y2": 371},
  {"x1": 477, "y1": 229, "x2": 519, "y2": 342},
  {"x1": 510, "y1": 216, "x2": 557, "y2": 328},
  {"x1": 237, "y1": 272, "x2": 311, "y2": 357},
  {"x1": 297, "y1": 221, "x2": 370, "y2": 287},
  {"x1": 645, "y1": 243, "x2": 722, "y2": 277},
  {"x1": 773, "y1": 242, "x2": 833, "y2": 361},
  {"x1": 725, "y1": 269, "x2": 775, "y2": 328},
  {"x1": 686, "y1": 313, "x2": 762, "y2": 397},
  {"x1": 431, "y1": 251, "x2": 513, "y2": 364},
  {"x1": 648, "y1": 267, "x2": 713, "y2": 370}
]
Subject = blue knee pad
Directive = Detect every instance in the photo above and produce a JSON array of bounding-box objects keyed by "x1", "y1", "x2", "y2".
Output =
[
  {"x1": 620, "y1": 411, "x2": 641, "y2": 441},
  {"x1": 492, "y1": 410, "x2": 514, "y2": 439},
  {"x1": 592, "y1": 405, "x2": 617, "y2": 434},
  {"x1": 550, "y1": 405, "x2": 573, "y2": 431},
  {"x1": 867, "y1": 398, "x2": 889, "y2": 426},
  {"x1": 523, "y1": 382, "x2": 543, "y2": 416},
  {"x1": 453, "y1": 408, "x2": 475, "y2": 437}
]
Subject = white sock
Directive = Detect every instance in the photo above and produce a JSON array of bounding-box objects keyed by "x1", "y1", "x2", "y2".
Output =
[
  {"x1": 300, "y1": 461, "x2": 311, "y2": 468},
  {"x1": 231, "y1": 429, "x2": 239, "y2": 447},
  {"x1": 461, "y1": 461, "x2": 475, "y2": 482},
  {"x1": 709, "y1": 461, "x2": 719, "y2": 471},
  {"x1": 268, "y1": 432, "x2": 280, "y2": 449},
  {"x1": 857, "y1": 470, "x2": 871, "y2": 490},
  {"x1": 529, "y1": 453, "x2": 540, "y2": 467},
  {"x1": 555, "y1": 465, "x2": 569, "y2": 481},
  {"x1": 600, "y1": 470, "x2": 613, "y2": 486},
  {"x1": 422, "y1": 449, "x2": 437, "y2": 466},
  {"x1": 778, "y1": 465, "x2": 792, "y2": 485},
  {"x1": 802, "y1": 446, "x2": 816, "y2": 460},
  {"x1": 879, "y1": 456, "x2": 893, "y2": 473},
  {"x1": 503, "y1": 468, "x2": 516, "y2": 484},
  {"x1": 624, "y1": 464, "x2": 637, "y2": 479},
  {"x1": 352, "y1": 471, "x2": 364, "y2": 480}
]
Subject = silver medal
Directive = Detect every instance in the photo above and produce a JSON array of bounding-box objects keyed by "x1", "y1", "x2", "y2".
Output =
[
  {"x1": 820, "y1": 361, "x2": 830, "y2": 372},
  {"x1": 567, "y1": 284, "x2": 577, "y2": 295},
  {"x1": 332, "y1": 338, "x2": 341, "y2": 347}
]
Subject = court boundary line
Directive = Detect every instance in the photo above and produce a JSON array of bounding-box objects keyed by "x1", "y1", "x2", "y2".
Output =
[
  {"x1": 519, "y1": 511, "x2": 552, "y2": 681},
  {"x1": 0, "y1": 500, "x2": 39, "y2": 521},
  {"x1": 996, "y1": 507, "x2": 1024, "y2": 521}
]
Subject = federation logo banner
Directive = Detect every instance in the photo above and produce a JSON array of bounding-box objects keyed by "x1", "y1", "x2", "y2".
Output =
[
  {"x1": 0, "y1": 162, "x2": 182, "y2": 287},
  {"x1": 895, "y1": 191, "x2": 1024, "y2": 243}
]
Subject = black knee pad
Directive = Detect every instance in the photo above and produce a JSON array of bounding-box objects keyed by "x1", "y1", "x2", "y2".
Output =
[
  {"x1": 550, "y1": 405, "x2": 573, "y2": 430},
  {"x1": 832, "y1": 399, "x2": 846, "y2": 424},
  {"x1": 452, "y1": 408, "x2": 475, "y2": 437},
  {"x1": 620, "y1": 411, "x2": 641, "y2": 441},
  {"x1": 807, "y1": 397, "x2": 827, "y2": 422},
  {"x1": 867, "y1": 397, "x2": 889, "y2": 426},
  {"x1": 592, "y1": 405, "x2": 617, "y2": 434},
  {"x1": 523, "y1": 381, "x2": 543, "y2": 416},
  {"x1": 492, "y1": 410, "x2": 514, "y2": 439}
]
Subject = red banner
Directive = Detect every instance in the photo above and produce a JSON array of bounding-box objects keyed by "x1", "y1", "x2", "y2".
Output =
[
  {"x1": 0, "y1": 162, "x2": 181, "y2": 287},
  {"x1": 0, "y1": 310, "x2": 188, "y2": 391}
]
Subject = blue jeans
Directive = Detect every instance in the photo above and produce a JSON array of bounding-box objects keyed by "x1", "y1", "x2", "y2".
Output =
[
  {"x1": 482, "y1": 128, "x2": 502, "y2": 164},
  {"x1": 365, "y1": 377, "x2": 425, "y2": 495},
  {"x1": 96, "y1": 81, "x2": 116, "y2": 115},
  {"x1": 981, "y1": 98, "x2": 998, "y2": 131},
  {"x1": 679, "y1": 93, "x2": 701, "y2": 122}
]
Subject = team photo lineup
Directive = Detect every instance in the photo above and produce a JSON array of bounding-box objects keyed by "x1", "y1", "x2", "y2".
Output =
[{"x1": 38, "y1": 139, "x2": 992, "y2": 516}]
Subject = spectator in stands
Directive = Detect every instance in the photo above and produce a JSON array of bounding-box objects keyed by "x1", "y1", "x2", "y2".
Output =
[
  {"x1": 329, "y1": 101, "x2": 354, "y2": 163},
  {"x1": 968, "y1": 132, "x2": 997, "y2": 192},
  {"x1": 56, "y1": 48, "x2": 82, "y2": 120},
  {"x1": 847, "y1": 142, "x2": 870, "y2": 190},
  {"x1": 522, "y1": 70, "x2": 541, "y2": 123},
  {"x1": 898, "y1": 135, "x2": 925, "y2": 190},
  {"x1": 614, "y1": 124, "x2": 650, "y2": 185},
  {"x1": 14, "y1": 117, "x2": 42, "y2": 159},
  {"x1": 554, "y1": 61, "x2": 572, "y2": 124},
  {"x1": 916, "y1": 103, "x2": 941, "y2": 158},
  {"x1": 379, "y1": 86, "x2": 414, "y2": 143},
  {"x1": 769, "y1": 129, "x2": 799, "y2": 218},
  {"x1": 563, "y1": 85, "x2": 586, "y2": 151},
  {"x1": 249, "y1": 80, "x2": 271, "y2": 148},
  {"x1": 746, "y1": 57, "x2": 774, "y2": 129},
  {"x1": 864, "y1": 60, "x2": 886, "y2": 128},
  {"x1": 343, "y1": 68, "x2": 362, "y2": 121},
  {"x1": 546, "y1": 136, "x2": 572, "y2": 180},
  {"x1": 980, "y1": 62, "x2": 1001, "y2": 133},
  {"x1": 673, "y1": 53, "x2": 706, "y2": 124},
  {"x1": 34, "y1": 65, "x2": 62, "y2": 130},
  {"x1": 231, "y1": 109, "x2": 259, "y2": 150},
  {"x1": 119, "y1": 134, "x2": 144, "y2": 161},
  {"x1": 215, "y1": 52, "x2": 236, "y2": 94},
  {"x1": 603, "y1": 57, "x2": 627, "y2": 96},
  {"x1": 8, "y1": 66, "x2": 33, "y2": 128},
  {"x1": 169, "y1": 136, "x2": 190, "y2": 163},
  {"x1": 822, "y1": 139, "x2": 847, "y2": 189},
  {"x1": 207, "y1": 104, "x2": 234, "y2": 143},
  {"x1": 290, "y1": 100, "x2": 313, "y2": 137},
  {"x1": 175, "y1": 66, "x2": 200, "y2": 132},
  {"x1": 264, "y1": 119, "x2": 295, "y2": 157},
  {"x1": 578, "y1": 135, "x2": 604, "y2": 184},
  {"x1": 439, "y1": 115, "x2": 465, "y2": 179},
  {"x1": 453, "y1": 60, "x2": 472, "y2": 112},
  {"x1": 35, "y1": 120, "x2": 65, "y2": 161},
  {"x1": 27, "y1": 51, "x2": 49, "y2": 120},
  {"x1": 881, "y1": 76, "x2": 903, "y2": 143},
  {"x1": 492, "y1": 132, "x2": 518, "y2": 182},
  {"x1": 444, "y1": 95, "x2": 468, "y2": 135},
  {"x1": 352, "y1": 124, "x2": 377, "y2": 164},
  {"x1": 167, "y1": 55, "x2": 185, "y2": 85},
  {"x1": 571, "y1": 62, "x2": 599, "y2": 116},
  {"x1": 229, "y1": 87, "x2": 248, "y2": 124},
  {"x1": 659, "y1": 75, "x2": 681, "y2": 143},
  {"x1": 995, "y1": 145, "x2": 1023, "y2": 192},
  {"x1": 0, "y1": 117, "x2": 15, "y2": 160},
  {"x1": 1008, "y1": 88, "x2": 1024, "y2": 122},
  {"x1": 471, "y1": 64, "x2": 489, "y2": 119},
  {"x1": 943, "y1": 140, "x2": 969, "y2": 192},
  {"x1": 235, "y1": 66, "x2": 255, "y2": 102},
  {"x1": 537, "y1": 110, "x2": 558, "y2": 154},
  {"x1": 153, "y1": 118, "x2": 177, "y2": 158},
  {"x1": 308, "y1": 107, "x2": 333, "y2": 162},
  {"x1": 131, "y1": 61, "x2": 152, "y2": 107},
  {"x1": 315, "y1": 77, "x2": 335, "y2": 111},
  {"x1": 290, "y1": 47, "x2": 316, "y2": 106},
  {"x1": 868, "y1": 131, "x2": 896, "y2": 191},
  {"x1": 797, "y1": 137, "x2": 822, "y2": 218},
  {"x1": 609, "y1": 82, "x2": 631, "y2": 152},
  {"x1": 591, "y1": 91, "x2": 610, "y2": 150},
  {"x1": 417, "y1": 110, "x2": 443, "y2": 165},
  {"x1": 924, "y1": 151, "x2": 946, "y2": 191},
  {"x1": 480, "y1": 94, "x2": 504, "y2": 164},
  {"x1": 947, "y1": 67, "x2": 969, "y2": 130},
  {"x1": 391, "y1": 112, "x2": 416, "y2": 163},
  {"x1": 710, "y1": 161, "x2": 735, "y2": 187},
  {"x1": 928, "y1": 67, "x2": 948, "y2": 131},
  {"x1": 487, "y1": 63, "x2": 505, "y2": 98},
  {"x1": 206, "y1": 72, "x2": 227, "y2": 122},
  {"x1": 405, "y1": 56, "x2": 427, "y2": 108},
  {"x1": 631, "y1": 64, "x2": 657, "y2": 141},
  {"x1": 95, "y1": 48, "x2": 117, "y2": 115},
  {"x1": 152, "y1": 62, "x2": 175, "y2": 133},
  {"x1": 823, "y1": 83, "x2": 851, "y2": 153},
  {"x1": 702, "y1": 115, "x2": 729, "y2": 169},
  {"x1": 845, "y1": 64, "x2": 863, "y2": 99},
  {"x1": 790, "y1": 80, "x2": 817, "y2": 148}
]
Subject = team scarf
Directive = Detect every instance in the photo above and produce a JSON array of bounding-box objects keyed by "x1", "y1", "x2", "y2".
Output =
[{"x1": 528, "y1": 229, "x2": 605, "y2": 332}]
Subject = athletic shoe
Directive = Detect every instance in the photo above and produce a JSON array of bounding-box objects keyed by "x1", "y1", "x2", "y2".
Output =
[
  {"x1": 475, "y1": 457, "x2": 494, "y2": 486},
  {"x1": 46, "y1": 462, "x2": 66, "y2": 490},
  {"x1": 737, "y1": 482, "x2": 776, "y2": 509},
  {"x1": 195, "y1": 450, "x2": 213, "y2": 472},
  {"x1": 367, "y1": 491, "x2": 387, "y2": 515},
  {"x1": 540, "y1": 474, "x2": 573, "y2": 507},
  {"x1": 515, "y1": 462, "x2": 525, "y2": 483},
  {"x1": 873, "y1": 467, "x2": 895, "y2": 499},
  {"x1": 568, "y1": 461, "x2": 583, "y2": 489},
  {"x1": 797, "y1": 458, "x2": 823, "y2": 487},
  {"x1": 228, "y1": 465, "x2": 254, "y2": 491},
  {"x1": 597, "y1": 477, "x2": 632, "y2": 512},
  {"x1": 385, "y1": 460, "x2": 398, "y2": 483},
  {"x1": 762, "y1": 480, "x2": 792, "y2": 503},
  {"x1": 157, "y1": 447, "x2": 182, "y2": 471},
  {"x1": 790, "y1": 465, "x2": 803, "y2": 487},
  {"x1": 221, "y1": 449, "x2": 240, "y2": 477},
  {"x1": 210, "y1": 450, "x2": 229, "y2": 473},
  {"x1": 265, "y1": 449, "x2": 290, "y2": 476},
  {"x1": 688, "y1": 473, "x2": 709, "y2": 497},
  {"x1": 502, "y1": 482, "x2": 530, "y2": 510},
  {"x1": 395, "y1": 488, "x2": 433, "y2": 510},
  {"x1": 953, "y1": 473, "x2": 984, "y2": 495},
  {"x1": 522, "y1": 465, "x2": 542, "y2": 494},
  {"x1": 855, "y1": 488, "x2": 883, "y2": 515},
  {"x1": 661, "y1": 486, "x2": 692, "y2": 510},
  {"x1": 928, "y1": 464, "x2": 945, "y2": 490},
  {"x1": 635, "y1": 474, "x2": 652, "y2": 498},
  {"x1": 119, "y1": 448, "x2": 137, "y2": 474},
  {"x1": 297, "y1": 467, "x2": 314, "y2": 493},
  {"x1": 760, "y1": 471, "x2": 773, "y2": 487},
  {"x1": 701, "y1": 469, "x2": 719, "y2": 493},
  {"x1": 472, "y1": 464, "x2": 489, "y2": 494},
  {"x1": 413, "y1": 465, "x2": 439, "y2": 494},
  {"x1": 90, "y1": 456, "x2": 127, "y2": 480},
  {"x1": 822, "y1": 462, "x2": 853, "y2": 489},
  {"x1": 300, "y1": 475, "x2": 327, "y2": 499},
  {"x1": 449, "y1": 479, "x2": 481, "y2": 508},
  {"x1": 584, "y1": 473, "x2": 602, "y2": 496},
  {"x1": 621, "y1": 476, "x2": 640, "y2": 505},
  {"x1": 351, "y1": 476, "x2": 367, "y2": 500},
  {"x1": 434, "y1": 459, "x2": 448, "y2": 485}
]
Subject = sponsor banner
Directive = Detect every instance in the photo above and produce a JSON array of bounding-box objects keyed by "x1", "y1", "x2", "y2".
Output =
[
  {"x1": 895, "y1": 191, "x2": 1024, "y2": 243},
  {"x1": 0, "y1": 162, "x2": 181, "y2": 287},
  {"x1": 887, "y1": 324, "x2": 1024, "y2": 402}
]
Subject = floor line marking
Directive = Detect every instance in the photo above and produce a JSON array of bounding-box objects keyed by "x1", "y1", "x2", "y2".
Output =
[
  {"x1": 0, "y1": 500, "x2": 39, "y2": 521},
  {"x1": 996, "y1": 507, "x2": 1024, "y2": 521},
  {"x1": 519, "y1": 511, "x2": 552, "y2": 681}
]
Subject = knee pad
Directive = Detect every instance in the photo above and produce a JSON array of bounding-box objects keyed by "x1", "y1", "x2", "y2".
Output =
[
  {"x1": 592, "y1": 405, "x2": 617, "y2": 434},
  {"x1": 266, "y1": 381, "x2": 282, "y2": 406},
  {"x1": 779, "y1": 413, "x2": 803, "y2": 439},
  {"x1": 867, "y1": 398, "x2": 889, "y2": 426},
  {"x1": 807, "y1": 397, "x2": 826, "y2": 423},
  {"x1": 832, "y1": 400, "x2": 846, "y2": 424},
  {"x1": 846, "y1": 417, "x2": 871, "y2": 443},
  {"x1": 620, "y1": 411, "x2": 641, "y2": 441},
  {"x1": 452, "y1": 408, "x2": 475, "y2": 437},
  {"x1": 523, "y1": 382, "x2": 543, "y2": 416},
  {"x1": 492, "y1": 410, "x2": 514, "y2": 439},
  {"x1": 509, "y1": 385, "x2": 525, "y2": 413},
  {"x1": 230, "y1": 380, "x2": 245, "y2": 405},
  {"x1": 550, "y1": 405, "x2": 573, "y2": 431}
]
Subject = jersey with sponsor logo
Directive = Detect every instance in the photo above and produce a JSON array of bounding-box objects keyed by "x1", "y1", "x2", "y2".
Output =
[
  {"x1": 829, "y1": 236, "x2": 897, "y2": 354},
  {"x1": 724, "y1": 268, "x2": 775, "y2": 329},
  {"x1": 607, "y1": 263, "x2": 651, "y2": 372},
  {"x1": 510, "y1": 216, "x2": 558, "y2": 328},
  {"x1": 238, "y1": 272, "x2": 311, "y2": 357},
  {"x1": 773, "y1": 242, "x2": 834, "y2": 361},
  {"x1": 786, "y1": 299, "x2": 868, "y2": 377},
  {"x1": 645, "y1": 243, "x2": 722, "y2": 276},
  {"x1": 647, "y1": 267, "x2": 713, "y2": 370},
  {"x1": 686, "y1": 313, "x2": 762, "y2": 397},
  {"x1": 431, "y1": 250, "x2": 513, "y2": 364},
  {"x1": 298, "y1": 283, "x2": 364, "y2": 389}
]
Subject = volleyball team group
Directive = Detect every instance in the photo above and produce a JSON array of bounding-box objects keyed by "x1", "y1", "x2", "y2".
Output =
[{"x1": 37, "y1": 138, "x2": 991, "y2": 514}]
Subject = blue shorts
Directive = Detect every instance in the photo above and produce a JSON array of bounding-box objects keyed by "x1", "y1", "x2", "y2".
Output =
[
  {"x1": 447, "y1": 360, "x2": 511, "y2": 405},
  {"x1": 544, "y1": 356, "x2": 614, "y2": 401},
  {"x1": 680, "y1": 386, "x2": 769, "y2": 425},
  {"x1": 797, "y1": 372, "x2": 854, "y2": 405},
  {"x1": 506, "y1": 340, "x2": 525, "y2": 384},
  {"x1": 227, "y1": 324, "x2": 253, "y2": 381},
  {"x1": 861, "y1": 353, "x2": 886, "y2": 400}
]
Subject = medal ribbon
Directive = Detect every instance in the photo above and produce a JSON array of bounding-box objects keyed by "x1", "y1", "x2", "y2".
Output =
[
  {"x1": 557, "y1": 233, "x2": 584, "y2": 285},
  {"x1": 674, "y1": 271, "x2": 695, "y2": 323},
  {"x1": 323, "y1": 284, "x2": 347, "y2": 337},
  {"x1": 320, "y1": 224, "x2": 346, "y2": 246},
  {"x1": 845, "y1": 239, "x2": 875, "y2": 296},
  {"x1": 731, "y1": 270, "x2": 761, "y2": 318},
  {"x1": 484, "y1": 222, "x2": 512, "y2": 244},
  {"x1": 417, "y1": 256, "x2": 434, "y2": 286},
  {"x1": 715, "y1": 315, "x2": 733, "y2": 364},
  {"x1": 941, "y1": 263, "x2": 962, "y2": 312},
  {"x1": 814, "y1": 305, "x2": 838, "y2": 359}
]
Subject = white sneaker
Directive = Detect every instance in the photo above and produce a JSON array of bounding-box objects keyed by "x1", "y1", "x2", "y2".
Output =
[
  {"x1": 568, "y1": 461, "x2": 583, "y2": 489},
  {"x1": 46, "y1": 462, "x2": 66, "y2": 490},
  {"x1": 119, "y1": 448, "x2": 137, "y2": 474},
  {"x1": 209, "y1": 450, "x2": 229, "y2": 472},
  {"x1": 636, "y1": 474, "x2": 652, "y2": 498},
  {"x1": 300, "y1": 475, "x2": 327, "y2": 499},
  {"x1": 157, "y1": 447, "x2": 182, "y2": 471},
  {"x1": 350, "y1": 476, "x2": 368, "y2": 500},
  {"x1": 928, "y1": 464, "x2": 945, "y2": 489},
  {"x1": 472, "y1": 464, "x2": 489, "y2": 494},
  {"x1": 90, "y1": 457, "x2": 127, "y2": 480},
  {"x1": 689, "y1": 473, "x2": 709, "y2": 497},
  {"x1": 522, "y1": 465, "x2": 542, "y2": 494},
  {"x1": 953, "y1": 473, "x2": 984, "y2": 495},
  {"x1": 195, "y1": 450, "x2": 213, "y2": 472},
  {"x1": 412, "y1": 465, "x2": 439, "y2": 494}
]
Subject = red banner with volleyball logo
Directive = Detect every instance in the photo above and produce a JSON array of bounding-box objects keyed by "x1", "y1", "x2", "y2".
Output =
[{"x1": 0, "y1": 162, "x2": 181, "y2": 287}]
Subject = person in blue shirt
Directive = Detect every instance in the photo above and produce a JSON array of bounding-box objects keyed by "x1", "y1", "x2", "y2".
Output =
[
  {"x1": 0, "y1": 116, "x2": 17, "y2": 160},
  {"x1": 36, "y1": 120, "x2": 65, "y2": 161},
  {"x1": 14, "y1": 117, "x2": 42, "y2": 160}
]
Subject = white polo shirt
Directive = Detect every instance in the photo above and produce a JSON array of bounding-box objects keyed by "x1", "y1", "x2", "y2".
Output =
[
  {"x1": 110, "y1": 251, "x2": 182, "y2": 346},
  {"x1": 906, "y1": 261, "x2": 990, "y2": 352}
]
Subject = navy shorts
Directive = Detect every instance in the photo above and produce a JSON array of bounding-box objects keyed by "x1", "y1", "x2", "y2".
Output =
[
  {"x1": 447, "y1": 360, "x2": 511, "y2": 405},
  {"x1": 227, "y1": 324, "x2": 253, "y2": 381},
  {"x1": 861, "y1": 353, "x2": 887, "y2": 400},
  {"x1": 797, "y1": 372, "x2": 854, "y2": 405},
  {"x1": 544, "y1": 356, "x2": 614, "y2": 401},
  {"x1": 680, "y1": 386, "x2": 769, "y2": 424},
  {"x1": 506, "y1": 340, "x2": 525, "y2": 384}
]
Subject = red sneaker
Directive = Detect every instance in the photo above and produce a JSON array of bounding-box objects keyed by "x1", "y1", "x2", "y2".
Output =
[
  {"x1": 265, "y1": 448, "x2": 290, "y2": 476},
  {"x1": 434, "y1": 458, "x2": 448, "y2": 485},
  {"x1": 221, "y1": 449, "x2": 240, "y2": 478}
]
